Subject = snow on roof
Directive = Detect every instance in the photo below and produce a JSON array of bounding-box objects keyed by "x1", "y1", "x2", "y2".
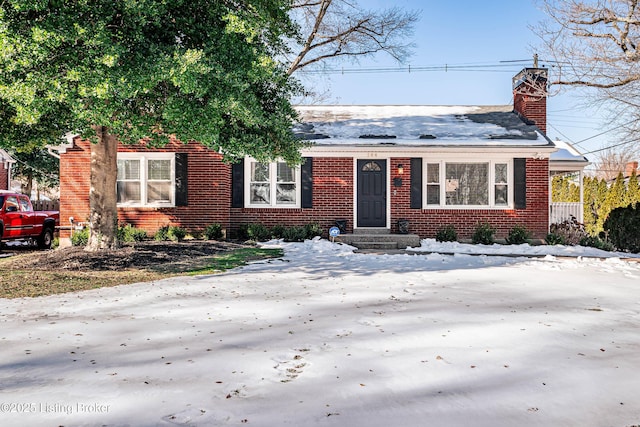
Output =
[
  {"x1": 294, "y1": 105, "x2": 552, "y2": 147},
  {"x1": 550, "y1": 139, "x2": 589, "y2": 163}
]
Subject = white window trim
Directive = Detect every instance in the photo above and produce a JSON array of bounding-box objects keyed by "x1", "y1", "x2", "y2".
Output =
[
  {"x1": 116, "y1": 152, "x2": 176, "y2": 208},
  {"x1": 244, "y1": 159, "x2": 302, "y2": 208},
  {"x1": 423, "y1": 157, "x2": 513, "y2": 209}
]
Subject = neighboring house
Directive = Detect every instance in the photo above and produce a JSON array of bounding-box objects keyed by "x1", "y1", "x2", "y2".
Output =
[
  {"x1": 624, "y1": 161, "x2": 639, "y2": 183},
  {"x1": 53, "y1": 67, "x2": 587, "y2": 243},
  {"x1": 0, "y1": 149, "x2": 15, "y2": 191}
]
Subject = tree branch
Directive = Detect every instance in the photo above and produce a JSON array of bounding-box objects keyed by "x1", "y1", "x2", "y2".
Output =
[
  {"x1": 287, "y1": 1, "x2": 419, "y2": 75},
  {"x1": 288, "y1": 0, "x2": 332, "y2": 75}
]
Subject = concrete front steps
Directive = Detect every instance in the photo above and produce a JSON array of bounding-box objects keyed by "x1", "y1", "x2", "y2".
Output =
[{"x1": 337, "y1": 228, "x2": 420, "y2": 250}]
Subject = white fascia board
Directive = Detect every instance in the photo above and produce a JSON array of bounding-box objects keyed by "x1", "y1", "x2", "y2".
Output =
[
  {"x1": 46, "y1": 132, "x2": 78, "y2": 158},
  {"x1": 301, "y1": 144, "x2": 557, "y2": 159},
  {"x1": 549, "y1": 160, "x2": 591, "y2": 171}
]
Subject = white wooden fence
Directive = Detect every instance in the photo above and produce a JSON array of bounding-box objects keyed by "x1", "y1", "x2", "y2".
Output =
[{"x1": 550, "y1": 202, "x2": 582, "y2": 224}]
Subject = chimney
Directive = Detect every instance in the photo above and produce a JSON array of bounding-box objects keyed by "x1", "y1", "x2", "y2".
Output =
[
  {"x1": 513, "y1": 67, "x2": 548, "y2": 134},
  {"x1": 625, "y1": 161, "x2": 639, "y2": 178}
]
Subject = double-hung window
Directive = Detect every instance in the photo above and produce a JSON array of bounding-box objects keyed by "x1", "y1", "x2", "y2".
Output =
[
  {"x1": 117, "y1": 153, "x2": 175, "y2": 207},
  {"x1": 425, "y1": 159, "x2": 511, "y2": 208},
  {"x1": 246, "y1": 160, "x2": 300, "y2": 207}
]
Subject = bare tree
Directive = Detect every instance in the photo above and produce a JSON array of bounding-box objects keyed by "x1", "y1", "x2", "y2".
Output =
[
  {"x1": 535, "y1": 0, "x2": 640, "y2": 153},
  {"x1": 594, "y1": 146, "x2": 638, "y2": 179},
  {"x1": 287, "y1": 0, "x2": 420, "y2": 76}
]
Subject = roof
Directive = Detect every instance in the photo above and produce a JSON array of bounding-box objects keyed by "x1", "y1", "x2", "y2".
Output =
[
  {"x1": 294, "y1": 105, "x2": 554, "y2": 147},
  {"x1": 0, "y1": 149, "x2": 15, "y2": 168},
  {"x1": 550, "y1": 140, "x2": 588, "y2": 162},
  {"x1": 549, "y1": 139, "x2": 590, "y2": 171}
]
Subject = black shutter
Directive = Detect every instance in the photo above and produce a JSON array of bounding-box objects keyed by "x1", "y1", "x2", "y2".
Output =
[
  {"x1": 175, "y1": 153, "x2": 188, "y2": 207},
  {"x1": 301, "y1": 157, "x2": 313, "y2": 208},
  {"x1": 410, "y1": 158, "x2": 422, "y2": 209},
  {"x1": 514, "y1": 158, "x2": 526, "y2": 209},
  {"x1": 231, "y1": 160, "x2": 244, "y2": 208}
]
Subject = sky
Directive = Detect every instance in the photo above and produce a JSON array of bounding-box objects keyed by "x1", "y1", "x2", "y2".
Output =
[
  {"x1": 1, "y1": 238, "x2": 639, "y2": 426},
  {"x1": 298, "y1": 0, "x2": 613, "y2": 167}
]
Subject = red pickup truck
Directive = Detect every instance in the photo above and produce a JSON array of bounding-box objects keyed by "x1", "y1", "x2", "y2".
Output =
[{"x1": 0, "y1": 191, "x2": 59, "y2": 249}]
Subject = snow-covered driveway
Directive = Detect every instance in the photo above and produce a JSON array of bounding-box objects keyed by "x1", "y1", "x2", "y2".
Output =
[{"x1": 1, "y1": 239, "x2": 639, "y2": 427}]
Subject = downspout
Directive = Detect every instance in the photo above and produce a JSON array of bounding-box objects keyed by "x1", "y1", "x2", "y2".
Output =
[{"x1": 47, "y1": 145, "x2": 61, "y2": 159}]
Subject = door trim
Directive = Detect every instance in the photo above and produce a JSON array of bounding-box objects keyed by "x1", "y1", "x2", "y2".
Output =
[{"x1": 353, "y1": 158, "x2": 390, "y2": 230}]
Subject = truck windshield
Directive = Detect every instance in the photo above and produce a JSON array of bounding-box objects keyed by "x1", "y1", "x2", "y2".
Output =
[{"x1": 0, "y1": 196, "x2": 4, "y2": 209}]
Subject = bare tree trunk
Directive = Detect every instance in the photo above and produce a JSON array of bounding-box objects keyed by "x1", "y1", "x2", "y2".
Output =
[
  {"x1": 21, "y1": 173, "x2": 33, "y2": 198},
  {"x1": 87, "y1": 126, "x2": 118, "y2": 251}
]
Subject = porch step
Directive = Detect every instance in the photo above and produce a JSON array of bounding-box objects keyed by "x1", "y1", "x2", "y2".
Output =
[
  {"x1": 338, "y1": 233, "x2": 421, "y2": 250},
  {"x1": 351, "y1": 241, "x2": 399, "y2": 250},
  {"x1": 353, "y1": 228, "x2": 391, "y2": 235}
]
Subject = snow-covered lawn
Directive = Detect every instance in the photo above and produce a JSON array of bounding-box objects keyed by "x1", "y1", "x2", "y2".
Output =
[{"x1": 1, "y1": 239, "x2": 640, "y2": 427}]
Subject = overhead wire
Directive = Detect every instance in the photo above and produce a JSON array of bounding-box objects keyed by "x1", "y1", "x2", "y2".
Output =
[{"x1": 300, "y1": 58, "x2": 635, "y2": 155}]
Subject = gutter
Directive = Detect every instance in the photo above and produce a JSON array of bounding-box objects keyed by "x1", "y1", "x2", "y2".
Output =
[{"x1": 46, "y1": 132, "x2": 77, "y2": 159}]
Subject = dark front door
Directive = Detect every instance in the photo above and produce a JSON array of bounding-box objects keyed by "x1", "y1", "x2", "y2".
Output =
[{"x1": 357, "y1": 159, "x2": 387, "y2": 228}]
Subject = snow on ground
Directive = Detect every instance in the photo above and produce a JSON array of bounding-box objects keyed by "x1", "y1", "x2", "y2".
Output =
[{"x1": 1, "y1": 239, "x2": 640, "y2": 427}]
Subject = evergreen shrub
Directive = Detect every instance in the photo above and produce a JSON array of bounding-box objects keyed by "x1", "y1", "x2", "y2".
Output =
[
  {"x1": 71, "y1": 227, "x2": 89, "y2": 247},
  {"x1": 435, "y1": 225, "x2": 457, "y2": 242},
  {"x1": 203, "y1": 223, "x2": 224, "y2": 240},
  {"x1": 117, "y1": 223, "x2": 147, "y2": 242},
  {"x1": 579, "y1": 235, "x2": 614, "y2": 252},
  {"x1": 506, "y1": 225, "x2": 531, "y2": 245},
  {"x1": 603, "y1": 204, "x2": 640, "y2": 253},
  {"x1": 545, "y1": 233, "x2": 565, "y2": 245},
  {"x1": 155, "y1": 225, "x2": 187, "y2": 242},
  {"x1": 472, "y1": 222, "x2": 495, "y2": 245}
]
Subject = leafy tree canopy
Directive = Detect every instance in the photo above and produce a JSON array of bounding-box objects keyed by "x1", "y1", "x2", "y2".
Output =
[{"x1": 0, "y1": 0, "x2": 303, "y2": 163}]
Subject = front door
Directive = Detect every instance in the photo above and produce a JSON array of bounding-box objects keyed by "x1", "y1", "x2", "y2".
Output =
[{"x1": 357, "y1": 159, "x2": 387, "y2": 228}]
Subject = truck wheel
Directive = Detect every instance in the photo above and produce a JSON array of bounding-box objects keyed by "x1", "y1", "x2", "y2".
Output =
[{"x1": 37, "y1": 227, "x2": 54, "y2": 249}]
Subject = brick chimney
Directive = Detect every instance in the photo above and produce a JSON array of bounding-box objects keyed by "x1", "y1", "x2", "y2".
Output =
[{"x1": 513, "y1": 67, "x2": 548, "y2": 134}]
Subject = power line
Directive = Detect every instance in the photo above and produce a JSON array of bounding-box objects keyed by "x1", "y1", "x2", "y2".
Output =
[
  {"x1": 296, "y1": 58, "x2": 575, "y2": 76},
  {"x1": 297, "y1": 61, "x2": 537, "y2": 75},
  {"x1": 582, "y1": 137, "x2": 640, "y2": 155},
  {"x1": 9, "y1": 155, "x2": 58, "y2": 179}
]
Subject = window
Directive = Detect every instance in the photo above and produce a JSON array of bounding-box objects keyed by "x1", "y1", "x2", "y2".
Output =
[
  {"x1": 494, "y1": 163, "x2": 509, "y2": 206},
  {"x1": 426, "y1": 163, "x2": 440, "y2": 205},
  {"x1": 117, "y1": 154, "x2": 175, "y2": 207},
  {"x1": 3, "y1": 195, "x2": 18, "y2": 212},
  {"x1": 424, "y1": 160, "x2": 511, "y2": 208},
  {"x1": 446, "y1": 163, "x2": 489, "y2": 205},
  {"x1": 362, "y1": 161, "x2": 382, "y2": 172},
  {"x1": 18, "y1": 196, "x2": 32, "y2": 212},
  {"x1": 246, "y1": 161, "x2": 300, "y2": 207}
]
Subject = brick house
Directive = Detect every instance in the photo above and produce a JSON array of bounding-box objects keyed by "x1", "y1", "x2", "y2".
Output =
[
  {"x1": 0, "y1": 149, "x2": 15, "y2": 191},
  {"x1": 53, "y1": 67, "x2": 583, "y2": 245}
]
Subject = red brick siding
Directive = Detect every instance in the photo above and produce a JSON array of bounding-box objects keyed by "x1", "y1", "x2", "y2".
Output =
[
  {"x1": 0, "y1": 164, "x2": 8, "y2": 190},
  {"x1": 230, "y1": 157, "x2": 354, "y2": 235},
  {"x1": 391, "y1": 158, "x2": 549, "y2": 239},
  {"x1": 59, "y1": 141, "x2": 91, "y2": 238},
  {"x1": 59, "y1": 138, "x2": 231, "y2": 238},
  {"x1": 60, "y1": 148, "x2": 550, "y2": 240}
]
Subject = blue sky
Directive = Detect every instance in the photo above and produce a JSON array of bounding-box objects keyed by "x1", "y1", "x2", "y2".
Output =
[{"x1": 301, "y1": 0, "x2": 612, "y2": 162}]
